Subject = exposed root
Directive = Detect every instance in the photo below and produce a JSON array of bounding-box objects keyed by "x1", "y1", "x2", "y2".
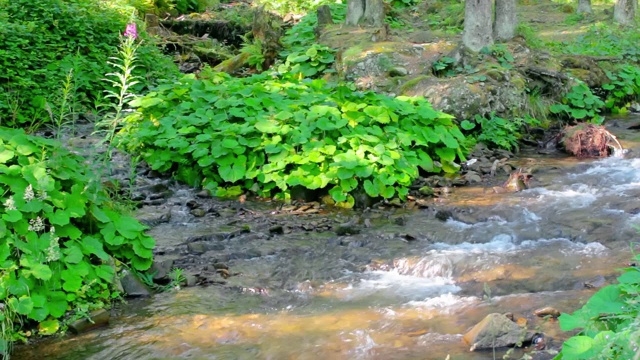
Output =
[{"x1": 561, "y1": 124, "x2": 623, "y2": 158}]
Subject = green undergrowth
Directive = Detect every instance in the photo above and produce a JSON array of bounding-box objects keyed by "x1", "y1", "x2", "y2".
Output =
[
  {"x1": 558, "y1": 24, "x2": 640, "y2": 61},
  {"x1": 0, "y1": 128, "x2": 154, "y2": 356},
  {"x1": 0, "y1": 0, "x2": 178, "y2": 129},
  {"x1": 117, "y1": 70, "x2": 468, "y2": 207},
  {"x1": 556, "y1": 246, "x2": 640, "y2": 359}
]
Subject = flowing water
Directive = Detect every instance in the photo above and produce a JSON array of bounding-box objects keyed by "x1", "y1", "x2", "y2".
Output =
[{"x1": 15, "y1": 119, "x2": 640, "y2": 359}]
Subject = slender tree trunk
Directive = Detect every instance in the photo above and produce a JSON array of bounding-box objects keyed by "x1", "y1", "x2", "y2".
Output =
[
  {"x1": 346, "y1": 0, "x2": 385, "y2": 26},
  {"x1": 346, "y1": 0, "x2": 365, "y2": 26},
  {"x1": 494, "y1": 0, "x2": 517, "y2": 41},
  {"x1": 463, "y1": 0, "x2": 493, "y2": 52},
  {"x1": 363, "y1": 0, "x2": 385, "y2": 27},
  {"x1": 614, "y1": 0, "x2": 637, "y2": 25},
  {"x1": 577, "y1": 0, "x2": 592, "y2": 14}
]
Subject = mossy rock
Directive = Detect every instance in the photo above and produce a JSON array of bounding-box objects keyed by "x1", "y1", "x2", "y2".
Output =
[{"x1": 561, "y1": 55, "x2": 609, "y2": 87}]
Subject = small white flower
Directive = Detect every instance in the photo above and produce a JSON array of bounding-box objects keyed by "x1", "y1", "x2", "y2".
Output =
[
  {"x1": 28, "y1": 216, "x2": 45, "y2": 232},
  {"x1": 24, "y1": 184, "x2": 34, "y2": 202},
  {"x1": 3, "y1": 197, "x2": 16, "y2": 211},
  {"x1": 46, "y1": 233, "x2": 61, "y2": 262}
]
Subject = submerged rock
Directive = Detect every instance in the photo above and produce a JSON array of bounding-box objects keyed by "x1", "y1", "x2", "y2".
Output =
[
  {"x1": 68, "y1": 309, "x2": 110, "y2": 334},
  {"x1": 463, "y1": 313, "x2": 533, "y2": 351}
]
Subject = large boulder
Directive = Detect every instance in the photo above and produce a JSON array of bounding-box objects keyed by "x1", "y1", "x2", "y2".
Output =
[
  {"x1": 337, "y1": 40, "x2": 457, "y2": 93},
  {"x1": 463, "y1": 313, "x2": 534, "y2": 351},
  {"x1": 400, "y1": 70, "x2": 527, "y2": 120}
]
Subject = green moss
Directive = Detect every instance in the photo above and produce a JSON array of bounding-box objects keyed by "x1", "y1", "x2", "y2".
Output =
[{"x1": 398, "y1": 75, "x2": 431, "y2": 94}]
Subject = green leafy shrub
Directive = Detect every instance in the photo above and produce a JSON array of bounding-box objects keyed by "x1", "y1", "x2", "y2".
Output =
[
  {"x1": 556, "y1": 252, "x2": 640, "y2": 359},
  {"x1": 460, "y1": 113, "x2": 533, "y2": 151},
  {"x1": 602, "y1": 65, "x2": 640, "y2": 113},
  {"x1": 0, "y1": 0, "x2": 177, "y2": 128},
  {"x1": 278, "y1": 44, "x2": 336, "y2": 79},
  {"x1": 550, "y1": 82, "x2": 604, "y2": 124},
  {"x1": 117, "y1": 72, "x2": 468, "y2": 206},
  {"x1": 0, "y1": 127, "x2": 154, "y2": 352}
]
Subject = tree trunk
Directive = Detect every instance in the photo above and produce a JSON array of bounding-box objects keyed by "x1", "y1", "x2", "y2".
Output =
[
  {"x1": 577, "y1": 0, "x2": 592, "y2": 14},
  {"x1": 346, "y1": 0, "x2": 365, "y2": 26},
  {"x1": 463, "y1": 0, "x2": 493, "y2": 52},
  {"x1": 363, "y1": 0, "x2": 385, "y2": 27},
  {"x1": 614, "y1": 0, "x2": 637, "y2": 25},
  {"x1": 346, "y1": 0, "x2": 385, "y2": 26},
  {"x1": 252, "y1": 6, "x2": 283, "y2": 71},
  {"x1": 317, "y1": 5, "x2": 334, "y2": 27},
  {"x1": 494, "y1": 0, "x2": 517, "y2": 42}
]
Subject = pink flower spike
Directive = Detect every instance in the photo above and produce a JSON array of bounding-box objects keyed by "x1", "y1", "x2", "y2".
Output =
[{"x1": 124, "y1": 23, "x2": 138, "y2": 39}]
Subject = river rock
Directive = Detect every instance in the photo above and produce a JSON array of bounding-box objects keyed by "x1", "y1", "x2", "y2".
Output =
[
  {"x1": 435, "y1": 210, "x2": 453, "y2": 222},
  {"x1": 419, "y1": 185, "x2": 435, "y2": 196},
  {"x1": 151, "y1": 258, "x2": 174, "y2": 281},
  {"x1": 190, "y1": 208, "x2": 207, "y2": 217},
  {"x1": 463, "y1": 313, "x2": 533, "y2": 351},
  {"x1": 120, "y1": 270, "x2": 152, "y2": 297},
  {"x1": 533, "y1": 307, "x2": 561, "y2": 318},
  {"x1": 68, "y1": 309, "x2": 110, "y2": 334}
]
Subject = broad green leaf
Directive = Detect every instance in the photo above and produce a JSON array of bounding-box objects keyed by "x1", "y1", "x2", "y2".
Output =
[
  {"x1": 618, "y1": 269, "x2": 640, "y2": 284},
  {"x1": 10, "y1": 296, "x2": 34, "y2": 315},
  {"x1": 560, "y1": 336, "x2": 595, "y2": 359},
  {"x1": 95, "y1": 264, "x2": 115, "y2": 281},
  {"x1": 115, "y1": 216, "x2": 147, "y2": 239},
  {"x1": 26, "y1": 263, "x2": 52, "y2": 281},
  {"x1": 255, "y1": 120, "x2": 280, "y2": 133},
  {"x1": 81, "y1": 236, "x2": 109, "y2": 260},
  {"x1": 0, "y1": 149, "x2": 14, "y2": 163},
  {"x1": 63, "y1": 245, "x2": 84, "y2": 264},
  {"x1": 50, "y1": 209, "x2": 70, "y2": 226},
  {"x1": 38, "y1": 319, "x2": 60, "y2": 335},
  {"x1": 363, "y1": 179, "x2": 379, "y2": 197}
]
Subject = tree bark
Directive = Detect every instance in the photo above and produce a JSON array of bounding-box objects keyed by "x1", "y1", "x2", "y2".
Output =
[
  {"x1": 463, "y1": 0, "x2": 493, "y2": 52},
  {"x1": 494, "y1": 0, "x2": 517, "y2": 42},
  {"x1": 317, "y1": 5, "x2": 334, "y2": 27},
  {"x1": 346, "y1": 0, "x2": 365, "y2": 26},
  {"x1": 346, "y1": 0, "x2": 385, "y2": 26},
  {"x1": 577, "y1": 0, "x2": 592, "y2": 14},
  {"x1": 363, "y1": 0, "x2": 385, "y2": 27},
  {"x1": 614, "y1": 0, "x2": 637, "y2": 25}
]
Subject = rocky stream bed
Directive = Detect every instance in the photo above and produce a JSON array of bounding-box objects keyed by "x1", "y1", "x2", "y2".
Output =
[{"x1": 11, "y1": 117, "x2": 640, "y2": 359}]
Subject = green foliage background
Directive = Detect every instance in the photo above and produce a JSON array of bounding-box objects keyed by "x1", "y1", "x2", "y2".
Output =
[{"x1": 0, "y1": 0, "x2": 177, "y2": 128}]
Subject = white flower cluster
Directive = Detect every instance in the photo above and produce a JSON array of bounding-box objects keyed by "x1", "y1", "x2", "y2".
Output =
[
  {"x1": 3, "y1": 196, "x2": 16, "y2": 211},
  {"x1": 24, "y1": 184, "x2": 35, "y2": 202},
  {"x1": 46, "y1": 226, "x2": 61, "y2": 262},
  {"x1": 28, "y1": 216, "x2": 45, "y2": 232}
]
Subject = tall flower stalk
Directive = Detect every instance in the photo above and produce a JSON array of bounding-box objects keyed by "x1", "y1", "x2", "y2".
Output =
[{"x1": 96, "y1": 23, "x2": 141, "y2": 160}]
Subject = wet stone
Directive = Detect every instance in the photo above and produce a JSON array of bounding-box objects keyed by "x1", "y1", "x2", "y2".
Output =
[
  {"x1": 68, "y1": 309, "x2": 110, "y2": 334},
  {"x1": 269, "y1": 225, "x2": 284, "y2": 235},
  {"x1": 464, "y1": 313, "x2": 533, "y2": 351},
  {"x1": 335, "y1": 223, "x2": 361, "y2": 236},
  {"x1": 151, "y1": 258, "x2": 174, "y2": 281},
  {"x1": 228, "y1": 249, "x2": 262, "y2": 260},
  {"x1": 435, "y1": 210, "x2": 453, "y2": 222},
  {"x1": 190, "y1": 208, "x2": 207, "y2": 217},
  {"x1": 533, "y1": 307, "x2": 561, "y2": 318},
  {"x1": 186, "y1": 199, "x2": 200, "y2": 209},
  {"x1": 120, "y1": 270, "x2": 152, "y2": 297},
  {"x1": 196, "y1": 190, "x2": 211, "y2": 198}
]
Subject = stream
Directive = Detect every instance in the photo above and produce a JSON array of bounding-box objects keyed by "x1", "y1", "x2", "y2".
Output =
[{"x1": 14, "y1": 117, "x2": 640, "y2": 359}]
